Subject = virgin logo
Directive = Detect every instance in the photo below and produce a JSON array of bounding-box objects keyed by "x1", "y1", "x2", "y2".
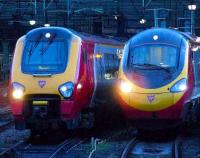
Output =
[
  {"x1": 147, "y1": 95, "x2": 155, "y2": 103},
  {"x1": 38, "y1": 80, "x2": 46, "y2": 88}
]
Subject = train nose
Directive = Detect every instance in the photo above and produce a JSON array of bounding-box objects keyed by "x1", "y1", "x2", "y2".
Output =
[{"x1": 129, "y1": 93, "x2": 174, "y2": 111}]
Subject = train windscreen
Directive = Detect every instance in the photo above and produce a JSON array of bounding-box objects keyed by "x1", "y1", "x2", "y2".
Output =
[
  {"x1": 21, "y1": 37, "x2": 68, "y2": 74},
  {"x1": 128, "y1": 44, "x2": 179, "y2": 71}
]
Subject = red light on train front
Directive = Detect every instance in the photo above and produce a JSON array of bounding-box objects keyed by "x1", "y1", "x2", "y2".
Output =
[
  {"x1": 12, "y1": 82, "x2": 25, "y2": 100},
  {"x1": 77, "y1": 83, "x2": 82, "y2": 90}
]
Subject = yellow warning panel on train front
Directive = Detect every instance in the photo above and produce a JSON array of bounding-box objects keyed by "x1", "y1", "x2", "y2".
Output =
[{"x1": 32, "y1": 101, "x2": 48, "y2": 106}]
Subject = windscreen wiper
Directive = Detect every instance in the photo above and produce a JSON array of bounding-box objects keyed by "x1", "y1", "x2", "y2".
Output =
[
  {"x1": 129, "y1": 63, "x2": 145, "y2": 69},
  {"x1": 141, "y1": 63, "x2": 170, "y2": 73},
  {"x1": 40, "y1": 33, "x2": 56, "y2": 55},
  {"x1": 28, "y1": 34, "x2": 42, "y2": 57}
]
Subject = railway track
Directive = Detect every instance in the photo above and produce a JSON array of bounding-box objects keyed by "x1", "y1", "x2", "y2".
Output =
[
  {"x1": 0, "y1": 140, "x2": 25, "y2": 158},
  {"x1": 0, "y1": 120, "x2": 14, "y2": 132},
  {"x1": 121, "y1": 136, "x2": 183, "y2": 158},
  {"x1": 0, "y1": 107, "x2": 12, "y2": 120},
  {"x1": 0, "y1": 107, "x2": 13, "y2": 132},
  {"x1": 49, "y1": 138, "x2": 86, "y2": 158},
  {"x1": 0, "y1": 137, "x2": 87, "y2": 158},
  {"x1": 121, "y1": 137, "x2": 139, "y2": 158},
  {"x1": 173, "y1": 136, "x2": 182, "y2": 158}
]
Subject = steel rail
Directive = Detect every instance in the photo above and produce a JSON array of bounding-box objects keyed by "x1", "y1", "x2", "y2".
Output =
[
  {"x1": 65, "y1": 139, "x2": 86, "y2": 154},
  {"x1": 0, "y1": 140, "x2": 25, "y2": 157},
  {"x1": 49, "y1": 139, "x2": 74, "y2": 158},
  {"x1": 49, "y1": 138, "x2": 86, "y2": 158},
  {"x1": 0, "y1": 120, "x2": 14, "y2": 132},
  {"x1": 121, "y1": 137, "x2": 138, "y2": 158},
  {"x1": 173, "y1": 136, "x2": 182, "y2": 158}
]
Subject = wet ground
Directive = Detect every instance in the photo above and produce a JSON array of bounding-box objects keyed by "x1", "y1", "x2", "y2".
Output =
[{"x1": 0, "y1": 126, "x2": 30, "y2": 149}]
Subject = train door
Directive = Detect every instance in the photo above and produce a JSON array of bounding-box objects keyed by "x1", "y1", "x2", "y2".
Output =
[
  {"x1": 190, "y1": 45, "x2": 200, "y2": 122},
  {"x1": 79, "y1": 42, "x2": 95, "y2": 107},
  {"x1": 93, "y1": 44, "x2": 121, "y2": 104},
  {"x1": 85, "y1": 43, "x2": 94, "y2": 99},
  {"x1": 191, "y1": 46, "x2": 200, "y2": 99}
]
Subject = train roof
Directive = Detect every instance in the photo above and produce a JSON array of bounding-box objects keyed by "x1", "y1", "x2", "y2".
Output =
[
  {"x1": 129, "y1": 28, "x2": 200, "y2": 46},
  {"x1": 69, "y1": 29, "x2": 125, "y2": 46},
  {"x1": 179, "y1": 31, "x2": 200, "y2": 46},
  {"x1": 25, "y1": 27, "x2": 124, "y2": 47}
]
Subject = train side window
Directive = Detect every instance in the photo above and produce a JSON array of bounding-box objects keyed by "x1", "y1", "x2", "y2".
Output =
[
  {"x1": 114, "y1": 55, "x2": 120, "y2": 69},
  {"x1": 83, "y1": 48, "x2": 87, "y2": 64},
  {"x1": 110, "y1": 54, "x2": 115, "y2": 69},
  {"x1": 104, "y1": 53, "x2": 118, "y2": 80},
  {"x1": 95, "y1": 45, "x2": 119, "y2": 80},
  {"x1": 192, "y1": 49, "x2": 200, "y2": 86}
]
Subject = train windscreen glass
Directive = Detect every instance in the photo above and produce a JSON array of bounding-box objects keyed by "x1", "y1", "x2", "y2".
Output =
[
  {"x1": 22, "y1": 39, "x2": 68, "y2": 74},
  {"x1": 128, "y1": 44, "x2": 178, "y2": 70}
]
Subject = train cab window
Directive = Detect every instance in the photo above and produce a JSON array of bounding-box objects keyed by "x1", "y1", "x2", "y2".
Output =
[
  {"x1": 128, "y1": 44, "x2": 179, "y2": 70},
  {"x1": 22, "y1": 39, "x2": 69, "y2": 74}
]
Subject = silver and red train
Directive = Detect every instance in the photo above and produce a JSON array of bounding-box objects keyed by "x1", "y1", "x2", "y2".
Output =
[{"x1": 116, "y1": 28, "x2": 200, "y2": 129}]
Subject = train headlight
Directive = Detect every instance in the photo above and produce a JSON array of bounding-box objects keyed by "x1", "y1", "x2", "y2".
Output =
[
  {"x1": 12, "y1": 82, "x2": 25, "y2": 99},
  {"x1": 120, "y1": 80, "x2": 132, "y2": 93},
  {"x1": 170, "y1": 78, "x2": 187, "y2": 93},
  {"x1": 59, "y1": 82, "x2": 74, "y2": 98}
]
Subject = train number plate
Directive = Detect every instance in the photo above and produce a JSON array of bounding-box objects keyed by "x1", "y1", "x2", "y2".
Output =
[{"x1": 32, "y1": 101, "x2": 48, "y2": 106}]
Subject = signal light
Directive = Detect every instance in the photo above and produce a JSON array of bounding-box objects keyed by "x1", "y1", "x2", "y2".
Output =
[
  {"x1": 139, "y1": 18, "x2": 146, "y2": 24},
  {"x1": 44, "y1": 23, "x2": 50, "y2": 27},
  {"x1": 29, "y1": 20, "x2": 36, "y2": 26}
]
